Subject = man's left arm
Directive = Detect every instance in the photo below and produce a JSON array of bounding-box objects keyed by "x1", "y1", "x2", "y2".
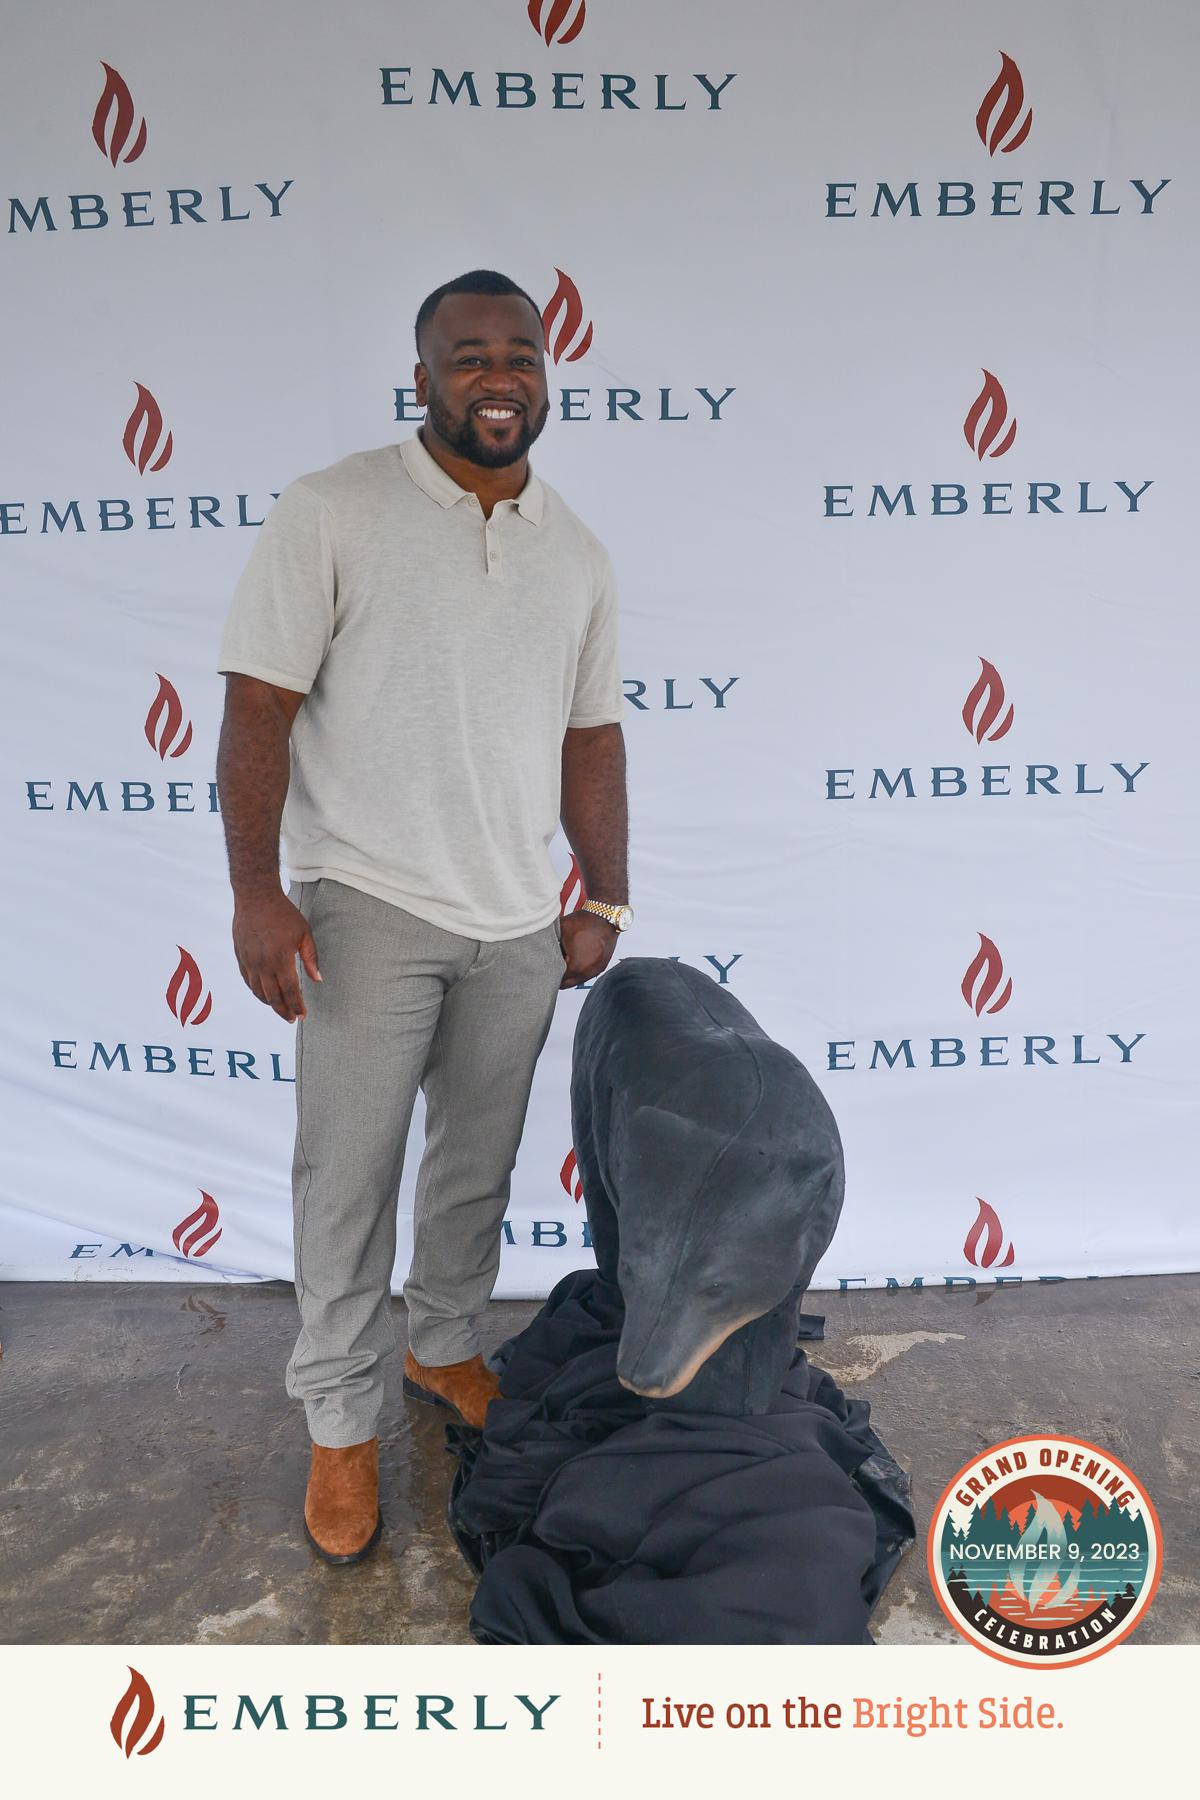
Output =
[{"x1": 559, "y1": 722, "x2": 628, "y2": 988}]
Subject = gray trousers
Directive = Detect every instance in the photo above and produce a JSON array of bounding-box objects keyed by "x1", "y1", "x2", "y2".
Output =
[{"x1": 284, "y1": 877, "x2": 566, "y2": 1447}]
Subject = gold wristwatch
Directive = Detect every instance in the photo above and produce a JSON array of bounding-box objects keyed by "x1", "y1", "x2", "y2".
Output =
[{"x1": 581, "y1": 900, "x2": 634, "y2": 932}]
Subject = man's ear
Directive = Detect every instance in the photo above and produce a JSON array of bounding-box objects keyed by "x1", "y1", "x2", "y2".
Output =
[{"x1": 413, "y1": 360, "x2": 428, "y2": 401}]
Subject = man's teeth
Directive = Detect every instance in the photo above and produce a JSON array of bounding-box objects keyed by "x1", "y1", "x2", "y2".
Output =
[{"x1": 477, "y1": 406, "x2": 518, "y2": 420}]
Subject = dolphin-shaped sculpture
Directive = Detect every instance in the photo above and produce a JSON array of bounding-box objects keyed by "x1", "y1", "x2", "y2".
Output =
[{"x1": 570, "y1": 957, "x2": 846, "y2": 1416}]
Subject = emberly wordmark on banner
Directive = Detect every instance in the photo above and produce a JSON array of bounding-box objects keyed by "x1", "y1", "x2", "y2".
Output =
[
  {"x1": 827, "y1": 49, "x2": 1170, "y2": 223},
  {"x1": 379, "y1": 68, "x2": 736, "y2": 111},
  {"x1": 826, "y1": 658, "x2": 1148, "y2": 802}
]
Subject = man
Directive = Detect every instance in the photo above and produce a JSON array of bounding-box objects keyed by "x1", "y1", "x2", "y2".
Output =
[{"x1": 213, "y1": 269, "x2": 631, "y2": 1564}]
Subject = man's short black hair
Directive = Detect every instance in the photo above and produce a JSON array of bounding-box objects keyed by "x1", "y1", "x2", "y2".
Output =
[{"x1": 415, "y1": 269, "x2": 542, "y2": 359}]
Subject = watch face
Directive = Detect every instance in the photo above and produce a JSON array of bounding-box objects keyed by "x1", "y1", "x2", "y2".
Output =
[{"x1": 616, "y1": 905, "x2": 633, "y2": 931}]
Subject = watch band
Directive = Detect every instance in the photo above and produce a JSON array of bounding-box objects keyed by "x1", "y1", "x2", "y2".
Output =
[{"x1": 581, "y1": 899, "x2": 630, "y2": 930}]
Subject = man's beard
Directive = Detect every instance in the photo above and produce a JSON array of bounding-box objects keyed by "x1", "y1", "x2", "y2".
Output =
[{"x1": 424, "y1": 387, "x2": 549, "y2": 469}]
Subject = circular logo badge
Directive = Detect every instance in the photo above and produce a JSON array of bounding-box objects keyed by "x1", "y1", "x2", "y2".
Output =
[{"x1": 927, "y1": 1433, "x2": 1161, "y2": 1668}]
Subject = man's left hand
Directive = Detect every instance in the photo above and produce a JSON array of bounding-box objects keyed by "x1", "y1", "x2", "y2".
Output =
[{"x1": 559, "y1": 911, "x2": 619, "y2": 988}]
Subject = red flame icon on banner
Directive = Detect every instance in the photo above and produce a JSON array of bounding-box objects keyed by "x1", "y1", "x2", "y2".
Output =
[
  {"x1": 173, "y1": 1191, "x2": 223, "y2": 1259},
  {"x1": 964, "y1": 1196, "x2": 1016, "y2": 1268},
  {"x1": 92, "y1": 63, "x2": 148, "y2": 166},
  {"x1": 962, "y1": 657, "x2": 1014, "y2": 744},
  {"x1": 961, "y1": 933, "x2": 1013, "y2": 1016},
  {"x1": 963, "y1": 370, "x2": 1017, "y2": 460},
  {"x1": 975, "y1": 52, "x2": 1032, "y2": 156},
  {"x1": 110, "y1": 1666, "x2": 165, "y2": 1757},
  {"x1": 542, "y1": 269, "x2": 594, "y2": 365},
  {"x1": 560, "y1": 1148, "x2": 584, "y2": 1202},
  {"x1": 166, "y1": 946, "x2": 213, "y2": 1027},
  {"x1": 144, "y1": 674, "x2": 193, "y2": 760},
  {"x1": 559, "y1": 852, "x2": 587, "y2": 915},
  {"x1": 528, "y1": 0, "x2": 586, "y2": 47},
  {"x1": 123, "y1": 383, "x2": 174, "y2": 473}
]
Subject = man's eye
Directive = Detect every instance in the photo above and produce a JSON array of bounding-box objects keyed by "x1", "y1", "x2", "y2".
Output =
[{"x1": 702, "y1": 1282, "x2": 726, "y2": 1299}]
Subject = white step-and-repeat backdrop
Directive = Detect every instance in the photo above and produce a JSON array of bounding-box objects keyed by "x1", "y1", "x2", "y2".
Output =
[{"x1": 3, "y1": 1, "x2": 1196, "y2": 1294}]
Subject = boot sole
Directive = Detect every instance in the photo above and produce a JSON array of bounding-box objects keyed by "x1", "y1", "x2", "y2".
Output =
[{"x1": 303, "y1": 1509, "x2": 383, "y2": 1566}]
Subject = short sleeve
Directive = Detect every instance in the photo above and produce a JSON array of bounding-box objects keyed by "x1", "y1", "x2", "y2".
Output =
[
  {"x1": 567, "y1": 548, "x2": 623, "y2": 728},
  {"x1": 215, "y1": 480, "x2": 336, "y2": 695}
]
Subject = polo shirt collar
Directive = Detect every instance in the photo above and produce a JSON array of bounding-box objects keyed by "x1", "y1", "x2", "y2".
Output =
[{"x1": 400, "y1": 430, "x2": 543, "y2": 525}]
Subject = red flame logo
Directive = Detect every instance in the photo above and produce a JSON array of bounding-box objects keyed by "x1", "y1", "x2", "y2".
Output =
[
  {"x1": 961, "y1": 933, "x2": 1013, "y2": 1016},
  {"x1": 92, "y1": 63, "x2": 148, "y2": 166},
  {"x1": 962, "y1": 657, "x2": 1014, "y2": 744},
  {"x1": 560, "y1": 1148, "x2": 584, "y2": 1202},
  {"x1": 166, "y1": 946, "x2": 213, "y2": 1027},
  {"x1": 542, "y1": 269, "x2": 594, "y2": 366},
  {"x1": 559, "y1": 852, "x2": 588, "y2": 916},
  {"x1": 173, "y1": 1191, "x2": 223, "y2": 1259},
  {"x1": 528, "y1": 0, "x2": 586, "y2": 47},
  {"x1": 964, "y1": 1196, "x2": 1016, "y2": 1268},
  {"x1": 110, "y1": 1666, "x2": 165, "y2": 1757},
  {"x1": 976, "y1": 52, "x2": 1032, "y2": 156},
  {"x1": 123, "y1": 383, "x2": 174, "y2": 474},
  {"x1": 963, "y1": 369, "x2": 1017, "y2": 460},
  {"x1": 144, "y1": 673, "x2": 193, "y2": 760}
]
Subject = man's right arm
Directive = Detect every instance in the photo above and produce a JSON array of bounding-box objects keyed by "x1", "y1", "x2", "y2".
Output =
[{"x1": 216, "y1": 671, "x2": 321, "y2": 1024}]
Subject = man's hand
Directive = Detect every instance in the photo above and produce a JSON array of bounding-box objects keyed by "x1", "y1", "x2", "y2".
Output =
[
  {"x1": 233, "y1": 890, "x2": 322, "y2": 1023},
  {"x1": 559, "y1": 911, "x2": 618, "y2": 989}
]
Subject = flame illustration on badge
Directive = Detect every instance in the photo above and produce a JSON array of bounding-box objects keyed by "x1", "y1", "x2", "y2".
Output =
[
  {"x1": 963, "y1": 1196, "x2": 1016, "y2": 1268},
  {"x1": 963, "y1": 370, "x2": 1017, "y2": 460},
  {"x1": 92, "y1": 62, "x2": 148, "y2": 165},
  {"x1": 559, "y1": 852, "x2": 588, "y2": 915},
  {"x1": 172, "y1": 1191, "x2": 223, "y2": 1259},
  {"x1": 528, "y1": 0, "x2": 586, "y2": 47},
  {"x1": 123, "y1": 383, "x2": 174, "y2": 473},
  {"x1": 110, "y1": 1666, "x2": 165, "y2": 1757},
  {"x1": 542, "y1": 269, "x2": 594, "y2": 365},
  {"x1": 144, "y1": 674, "x2": 193, "y2": 760},
  {"x1": 166, "y1": 946, "x2": 213, "y2": 1027},
  {"x1": 975, "y1": 52, "x2": 1033, "y2": 156},
  {"x1": 962, "y1": 657, "x2": 1014, "y2": 744},
  {"x1": 560, "y1": 1148, "x2": 584, "y2": 1202},
  {"x1": 961, "y1": 933, "x2": 1013, "y2": 1016}
]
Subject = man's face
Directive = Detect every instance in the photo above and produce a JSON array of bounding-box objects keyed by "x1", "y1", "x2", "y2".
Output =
[{"x1": 415, "y1": 292, "x2": 550, "y2": 469}]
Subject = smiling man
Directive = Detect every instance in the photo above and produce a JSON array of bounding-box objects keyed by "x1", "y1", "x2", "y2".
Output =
[{"x1": 214, "y1": 268, "x2": 630, "y2": 1564}]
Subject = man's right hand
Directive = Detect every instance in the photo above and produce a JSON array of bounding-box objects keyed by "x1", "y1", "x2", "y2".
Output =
[{"x1": 232, "y1": 890, "x2": 322, "y2": 1024}]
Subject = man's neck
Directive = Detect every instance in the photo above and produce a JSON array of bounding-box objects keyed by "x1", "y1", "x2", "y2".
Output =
[{"x1": 418, "y1": 425, "x2": 528, "y2": 520}]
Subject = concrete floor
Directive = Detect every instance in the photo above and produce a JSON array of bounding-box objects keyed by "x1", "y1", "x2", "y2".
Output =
[{"x1": 0, "y1": 1273, "x2": 1195, "y2": 1645}]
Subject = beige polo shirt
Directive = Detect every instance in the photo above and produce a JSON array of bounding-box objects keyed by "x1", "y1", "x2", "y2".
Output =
[{"x1": 216, "y1": 432, "x2": 623, "y2": 940}]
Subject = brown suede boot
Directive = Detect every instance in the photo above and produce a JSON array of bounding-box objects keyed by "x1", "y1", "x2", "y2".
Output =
[
  {"x1": 402, "y1": 1350, "x2": 501, "y2": 1429},
  {"x1": 303, "y1": 1438, "x2": 382, "y2": 1564}
]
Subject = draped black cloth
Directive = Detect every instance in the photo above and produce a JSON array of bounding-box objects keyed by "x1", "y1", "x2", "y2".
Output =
[
  {"x1": 446, "y1": 959, "x2": 916, "y2": 1643},
  {"x1": 447, "y1": 1274, "x2": 915, "y2": 1644}
]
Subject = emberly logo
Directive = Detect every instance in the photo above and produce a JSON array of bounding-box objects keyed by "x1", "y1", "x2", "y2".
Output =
[
  {"x1": 827, "y1": 49, "x2": 1168, "y2": 221},
  {"x1": 93, "y1": 63, "x2": 147, "y2": 166},
  {"x1": 172, "y1": 1191, "x2": 223, "y2": 1259},
  {"x1": 964, "y1": 370, "x2": 1016, "y2": 460},
  {"x1": 166, "y1": 946, "x2": 213, "y2": 1027},
  {"x1": 9, "y1": 60, "x2": 293, "y2": 234},
  {"x1": 123, "y1": 383, "x2": 173, "y2": 473},
  {"x1": 111, "y1": 1667, "x2": 165, "y2": 1757},
  {"x1": 976, "y1": 52, "x2": 1032, "y2": 155},
  {"x1": 962, "y1": 934, "x2": 1012, "y2": 1016},
  {"x1": 542, "y1": 268, "x2": 593, "y2": 364},
  {"x1": 528, "y1": 0, "x2": 586, "y2": 47},
  {"x1": 825, "y1": 658, "x2": 1148, "y2": 802},
  {"x1": 2, "y1": 390, "x2": 278, "y2": 536},
  {"x1": 560, "y1": 1148, "x2": 584, "y2": 1201},
  {"x1": 826, "y1": 933, "x2": 1145, "y2": 1073},
  {"x1": 395, "y1": 268, "x2": 735, "y2": 426},
  {"x1": 145, "y1": 674, "x2": 193, "y2": 760},
  {"x1": 26, "y1": 671, "x2": 220, "y2": 816},
  {"x1": 964, "y1": 1197, "x2": 1016, "y2": 1270},
  {"x1": 824, "y1": 369, "x2": 1151, "y2": 518}
]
